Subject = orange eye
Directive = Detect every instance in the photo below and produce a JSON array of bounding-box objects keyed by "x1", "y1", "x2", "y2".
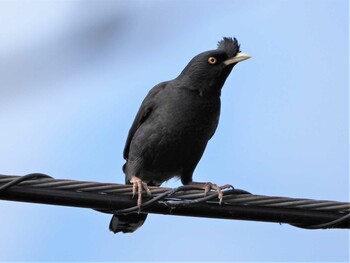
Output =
[{"x1": 208, "y1": 57, "x2": 217, "y2": 65}]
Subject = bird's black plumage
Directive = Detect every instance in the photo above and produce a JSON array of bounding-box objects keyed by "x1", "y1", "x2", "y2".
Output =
[{"x1": 110, "y1": 37, "x2": 250, "y2": 233}]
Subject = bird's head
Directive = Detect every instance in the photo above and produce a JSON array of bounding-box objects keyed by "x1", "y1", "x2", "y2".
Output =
[{"x1": 178, "y1": 37, "x2": 251, "y2": 95}]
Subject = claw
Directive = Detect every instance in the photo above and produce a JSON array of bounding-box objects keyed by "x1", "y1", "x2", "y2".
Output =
[
  {"x1": 130, "y1": 176, "x2": 152, "y2": 208},
  {"x1": 142, "y1": 181, "x2": 152, "y2": 196}
]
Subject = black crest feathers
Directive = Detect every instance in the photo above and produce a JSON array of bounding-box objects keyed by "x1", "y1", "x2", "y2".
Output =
[{"x1": 217, "y1": 37, "x2": 241, "y2": 58}]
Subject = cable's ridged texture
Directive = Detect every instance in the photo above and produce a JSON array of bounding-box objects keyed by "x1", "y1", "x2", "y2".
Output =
[{"x1": 0, "y1": 174, "x2": 349, "y2": 229}]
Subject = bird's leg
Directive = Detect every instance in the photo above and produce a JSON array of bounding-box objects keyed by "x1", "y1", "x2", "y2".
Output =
[
  {"x1": 188, "y1": 181, "x2": 234, "y2": 205},
  {"x1": 129, "y1": 176, "x2": 152, "y2": 208}
]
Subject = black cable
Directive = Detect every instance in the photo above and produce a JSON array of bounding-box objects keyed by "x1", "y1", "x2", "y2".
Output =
[{"x1": 0, "y1": 173, "x2": 348, "y2": 229}]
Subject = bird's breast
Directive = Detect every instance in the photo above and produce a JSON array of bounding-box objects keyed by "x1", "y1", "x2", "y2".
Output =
[
  {"x1": 157, "y1": 87, "x2": 220, "y2": 131},
  {"x1": 143, "y1": 90, "x2": 219, "y2": 158}
]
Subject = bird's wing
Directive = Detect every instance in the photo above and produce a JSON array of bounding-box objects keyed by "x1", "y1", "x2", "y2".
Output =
[{"x1": 123, "y1": 82, "x2": 167, "y2": 160}]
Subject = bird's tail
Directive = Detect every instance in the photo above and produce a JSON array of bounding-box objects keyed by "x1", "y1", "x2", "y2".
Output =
[{"x1": 109, "y1": 213, "x2": 148, "y2": 234}]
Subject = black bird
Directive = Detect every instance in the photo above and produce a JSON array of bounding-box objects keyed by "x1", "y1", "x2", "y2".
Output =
[{"x1": 110, "y1": 37, "x2": 251, "y2": 233}]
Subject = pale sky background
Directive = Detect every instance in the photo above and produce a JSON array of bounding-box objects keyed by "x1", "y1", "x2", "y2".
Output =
[{"x1": 0, "y1": 0, "x2": 348, "y2": 261}]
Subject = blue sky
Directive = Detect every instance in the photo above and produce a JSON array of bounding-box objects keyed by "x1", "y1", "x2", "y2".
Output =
[{"x1": 0, "y1": 0, "x2": 348, "y2": 261}]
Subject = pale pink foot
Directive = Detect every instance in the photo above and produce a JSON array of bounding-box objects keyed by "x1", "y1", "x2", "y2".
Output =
[
  {"x1": 189, "y1": 182, "x2": 233, "y2": 204},
  {"x1": 130, "y1": 176, "x2": 152, "y2": 207}
]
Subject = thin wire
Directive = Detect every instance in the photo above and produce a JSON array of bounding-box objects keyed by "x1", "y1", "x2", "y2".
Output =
[
  {"x1": 0, "y1": 173, "x2": 52, "y2": 191},
  {"x1": 112, "y1": 185, "x2": 228, "y2": 214},
  {"x1": 292, "y1": 213, "x2": 350, "y2": 229}
]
